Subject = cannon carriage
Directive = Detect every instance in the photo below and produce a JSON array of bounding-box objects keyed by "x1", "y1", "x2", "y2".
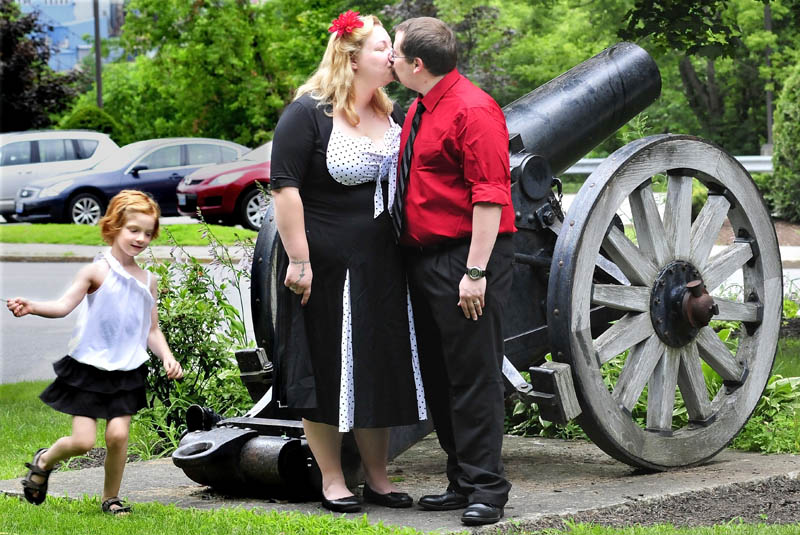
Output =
[{"x1": 172, "y1": 42, "x2": 782, "y2": 494}]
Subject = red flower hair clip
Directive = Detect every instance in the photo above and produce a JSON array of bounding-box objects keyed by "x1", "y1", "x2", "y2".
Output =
[{"x1": 328, "y1": 10, "x2": 363, "y2": 38}]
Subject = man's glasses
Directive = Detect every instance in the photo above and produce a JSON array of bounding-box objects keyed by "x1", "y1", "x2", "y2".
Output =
[{"x1": 390, "y1": 50, "x2": 408, "y2": 61}]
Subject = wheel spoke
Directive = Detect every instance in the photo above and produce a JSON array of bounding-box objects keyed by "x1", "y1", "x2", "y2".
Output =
[
  {"x1": 696, "y1": 326, "x2": 744, "y2": 382},
  {"x1": 594, "y1": 312, "x2": 653, "y2": 365},
  {"x1": 677, "y1": 342, "x2": 713, "y2": 423},
  {"x1": 592, "y1": 284, "x2": 650, "y2": 312},
  {"x1": 714, "y1": 298, "x2": 760, "y2": 322},
  {"x1": 702, "y1": 242, "x2": 753, "y2": 291},
  {"x1": 629, "y1": 183, "x2": 671, "y2": 266},
  {"x1": 663, "y1": 174, "x2": 693, "y2": 259},
  {"x1": 690, "y1": 194, "x2": 730, "y2": 269},
  {"x1": 602, "y1": 226, "x2": 658, "y2": 286},
  {"x1": 647, "y1": 346, "x2": 681, "y2": 432},
  {"x1": 613, "y1": 334, "x2": 665, "y2": 412}
]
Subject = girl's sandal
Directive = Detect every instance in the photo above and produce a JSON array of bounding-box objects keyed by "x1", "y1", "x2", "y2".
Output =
[
  {"x1": 22, "y1": 448, "x2": 53, "y2": 505},
  {"x1": 101, "y1": 497, "x2": 132, "y2": 515}
]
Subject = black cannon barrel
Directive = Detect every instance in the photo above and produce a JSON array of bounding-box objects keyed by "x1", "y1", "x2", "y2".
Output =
[{"x1": 504, "y1": 42, "x2": 661, "y2": 176}]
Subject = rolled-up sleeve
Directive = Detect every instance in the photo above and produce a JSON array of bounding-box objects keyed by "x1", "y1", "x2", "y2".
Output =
[
  {"x1": 461, "y1": 106, "x2": 511, "y2": 206},
  {"x1": 270, "y1": 100, "x2": 316, "y2": 190}
]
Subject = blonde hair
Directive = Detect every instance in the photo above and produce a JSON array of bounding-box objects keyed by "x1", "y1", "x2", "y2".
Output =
[
  {"x1": 295, "y1": 14, "x2": 393, "y2": 126},
  {"x1": 99, "y1": 190, "x2": 161, "y2": 245}
]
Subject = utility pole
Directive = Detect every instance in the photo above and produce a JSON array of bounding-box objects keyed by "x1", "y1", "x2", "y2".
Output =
[{"x1": 93, "y1": 0, "x2": 103, "y2": 108}]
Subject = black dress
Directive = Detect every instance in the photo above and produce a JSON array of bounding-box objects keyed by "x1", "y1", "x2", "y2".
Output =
[{"x1": 270, "y1": 94, "x2": 426, "y2": 430}]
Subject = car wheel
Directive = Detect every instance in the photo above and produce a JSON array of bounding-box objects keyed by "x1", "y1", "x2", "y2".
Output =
[
  {"x1": 69, "y1": 193, "x2": 104, "y2": 225},
  {"x1": 240, "y1": 188, "x2": 269, "y2": 231},
  {"x1": 0, "y1": 212, "x2": 16, "y2": 223}
]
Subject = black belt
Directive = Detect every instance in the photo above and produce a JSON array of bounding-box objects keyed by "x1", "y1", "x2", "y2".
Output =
[
  {"x1": 403, "y1": 237, "x2": 471, "y2": 255},
  {"x1": 404, "y1": 234, "x2": 512, "y2": 255}
]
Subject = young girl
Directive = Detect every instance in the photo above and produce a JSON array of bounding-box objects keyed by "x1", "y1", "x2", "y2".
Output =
[{"x1": 6, "y1": 189, "x2": 183, "y2": 515}]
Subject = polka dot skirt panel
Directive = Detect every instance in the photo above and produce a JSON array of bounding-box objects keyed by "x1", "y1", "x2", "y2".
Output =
[
  {"x1": 327, "y1": 119, "x2": 402, "y2": 218},
  {"x1": 338, "y1": 269, "x2": 355, "y2": 432},
  {"x1": 407, "y1": 285, "x2": 428, "y2": 421}
]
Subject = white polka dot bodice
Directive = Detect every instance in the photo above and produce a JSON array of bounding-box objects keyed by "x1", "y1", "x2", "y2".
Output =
[{"x1": 327, "y1": 118, "x2": 402, "y2": 218}]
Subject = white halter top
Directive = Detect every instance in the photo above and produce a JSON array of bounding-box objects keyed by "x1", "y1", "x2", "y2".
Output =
[{"x1": 68, "y1": 251, "x2": 154, "y2": 371}]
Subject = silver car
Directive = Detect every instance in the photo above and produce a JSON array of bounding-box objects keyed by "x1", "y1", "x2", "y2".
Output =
[{"x1": 0, "y1": 130, "x2": 119, "y2": 220}]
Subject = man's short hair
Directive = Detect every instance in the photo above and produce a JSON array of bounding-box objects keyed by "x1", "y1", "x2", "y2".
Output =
[{"x1": 395, "y1": 17, "x2": 457, "y2": 76}]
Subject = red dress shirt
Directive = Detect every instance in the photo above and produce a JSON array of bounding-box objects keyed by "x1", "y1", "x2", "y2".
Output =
[{"x1": 399, "y1": 69, "x2": 517, "y2": 247}]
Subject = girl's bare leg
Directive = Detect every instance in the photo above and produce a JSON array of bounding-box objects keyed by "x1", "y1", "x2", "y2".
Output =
[
  {"x1": 102, "y1": 415, "x2": 131, "y2": 508},
  {"x1": 29, "y1": 416, "x2": 97, "y2": 500},
  {"x1": 302, "y1": 418, "x2": 352, "y2": 499}
]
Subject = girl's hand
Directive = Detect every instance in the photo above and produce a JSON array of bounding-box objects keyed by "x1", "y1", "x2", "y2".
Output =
[
  {"x1": 163, "y1": 357, "x2": 183, "y2": 380},
  {"x1": 284, "y1": 260, "x2": 312, "y2": 306},
  {"x1": 6, "y1": 297, "x2": 33, "y2": 317}
]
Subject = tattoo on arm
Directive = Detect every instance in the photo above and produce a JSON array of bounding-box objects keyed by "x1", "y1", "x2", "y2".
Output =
[{"x1": 291, "y1": 259, "x2": 309, "y2": 283}]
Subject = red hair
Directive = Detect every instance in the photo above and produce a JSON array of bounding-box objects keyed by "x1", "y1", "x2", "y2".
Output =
[{"x1": 99, "y1": 190, "x2": 161, "y2": 245}]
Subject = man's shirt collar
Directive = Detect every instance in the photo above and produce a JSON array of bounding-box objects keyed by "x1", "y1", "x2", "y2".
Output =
[{"x1": 420, "y1": 69, "x2": 461, "y2": 113}]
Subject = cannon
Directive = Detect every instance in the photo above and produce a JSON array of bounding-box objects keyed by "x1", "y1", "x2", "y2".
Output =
[{"x1": 172, "y1": 42, "x2": 782, "y2": 493}]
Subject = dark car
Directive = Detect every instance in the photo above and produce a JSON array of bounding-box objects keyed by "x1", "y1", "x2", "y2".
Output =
[
  {"x1": 176, "y1": 141, "x2": 271, "y2": 230},
  {"x1": 14, "y1": 137, "x2": 248, "y2": 224}
]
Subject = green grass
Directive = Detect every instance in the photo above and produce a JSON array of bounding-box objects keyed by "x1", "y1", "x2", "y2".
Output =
[
  {"x1": 774, "y1": 338, "x2": 800, "y2": 378},
  {"x1": 2, "y1": 382, "x2": 799, "y2": 534},
  {"x1": 0, "y1": 381, "x2": 105, "y2": 480},
  {"x1": 0, "y1": 495, "x2": 426, "y2": 535},
  {"x1": 0, "y1": 223, "x2": 257, "y2": 246},
  {"x1": 1, "y1": 496, "x2": 799, "y2": 535},
  {"x1": 525, "y1": 523, "x2": 800, "y2": 534}
]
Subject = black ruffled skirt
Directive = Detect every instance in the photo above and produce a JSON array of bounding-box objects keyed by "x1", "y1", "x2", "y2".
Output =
[{"x1": 39, "y1": 356, "x2": 148, "y2": 420}]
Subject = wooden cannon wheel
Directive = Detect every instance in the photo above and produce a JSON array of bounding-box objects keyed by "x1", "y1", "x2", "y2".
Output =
[
  {"x1": 251, "y1": 202, "x2": 280, "y2": 360},
  {"x1": 548, "y1": 134, "x2": 782, "y2": 470}
]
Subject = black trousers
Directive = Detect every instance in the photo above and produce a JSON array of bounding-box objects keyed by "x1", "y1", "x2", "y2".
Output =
[{"x1": 404, "y1": 235, "x2": 513, "y2": 507}]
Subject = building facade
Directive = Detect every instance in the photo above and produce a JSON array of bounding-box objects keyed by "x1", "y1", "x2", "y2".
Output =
[{"x1": 17, "y1": 0, "x2": 124, "y2": 72}]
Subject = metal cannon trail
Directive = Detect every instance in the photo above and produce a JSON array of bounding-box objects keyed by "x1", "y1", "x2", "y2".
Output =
[{"x1": 172, "y1": 42, "x2": 782, "y2": 497}]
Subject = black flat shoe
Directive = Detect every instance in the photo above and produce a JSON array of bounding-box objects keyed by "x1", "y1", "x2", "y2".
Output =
[
  {"x1": 362, "y1": 484, "x2": 413, "y2": 508},
  {"x1": 418, "y1": 489, "x2": 468, "y2": 511},
  {"x1": 461, "y1": 502, "x2": 504, "y2": 526},
  {"x1": 321, "y1": 494, "x2": 362, "y2": 513}
]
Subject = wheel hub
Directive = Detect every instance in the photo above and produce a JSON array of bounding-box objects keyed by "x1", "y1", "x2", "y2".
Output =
[{"x1": 650, "y1": 260, "x2": 718, "y2": 347}]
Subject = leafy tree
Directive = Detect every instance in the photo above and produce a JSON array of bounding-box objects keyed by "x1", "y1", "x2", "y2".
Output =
[
  {"x1": 770, "y1": 61, "x2": 800, "y2": 222},
  {"x1": 618, "y1": 0, "x2": 800, "y2": 154},
  {"x1": 64, "y1": 0, "x2": 392, "y2": 146},
  {"x1": 0, "y1": 0, "x2": 85, "y2": 132},
  {"x1": 58, "y1": 104, "x2": 125, "y2": 144}
]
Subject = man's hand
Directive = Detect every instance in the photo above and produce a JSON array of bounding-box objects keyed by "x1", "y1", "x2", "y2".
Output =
[{"x1": 458, "y1": 275, "x2": 486, "y2": 321}]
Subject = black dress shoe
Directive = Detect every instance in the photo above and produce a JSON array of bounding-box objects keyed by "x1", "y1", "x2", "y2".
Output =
[
  {"x1": 362, "y1": 484, "x2": 413, "y2": 508},
  {"x1": 461, "y1": 502, "x2": 504, "y2": 526},
  {"x1": 321, "y1": 494, "x2": 362, "y2": 513},
  {"x1": 418, "y1": 490, "x2": 468, "y2": 511}
]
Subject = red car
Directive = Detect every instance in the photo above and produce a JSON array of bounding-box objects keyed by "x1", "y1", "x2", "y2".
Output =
[{"x1": 177, "y1": 141, "x2": 271, "y2": 230}]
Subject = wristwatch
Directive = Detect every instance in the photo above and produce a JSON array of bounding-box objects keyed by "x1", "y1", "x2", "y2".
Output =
[{"x1": 466, "y1": 266, "x2": 486, "y2": 280}]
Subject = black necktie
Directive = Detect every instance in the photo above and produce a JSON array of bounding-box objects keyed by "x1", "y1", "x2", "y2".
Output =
[{"x1": 391, "y1": 101, "x2": 425, "y2": 240}]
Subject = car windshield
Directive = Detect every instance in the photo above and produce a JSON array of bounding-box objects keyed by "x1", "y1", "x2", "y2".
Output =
[
  {"x1": 86, "y1": 142, "x2": 151, "y2": 171},
  {"x1": 241, "y1": 142, "x2": 272, "y2": 162}
]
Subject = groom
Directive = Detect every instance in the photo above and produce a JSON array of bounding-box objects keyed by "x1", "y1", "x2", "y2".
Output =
[{"x1": 390, "y1": 16, "x2": 516, "y2": 527}]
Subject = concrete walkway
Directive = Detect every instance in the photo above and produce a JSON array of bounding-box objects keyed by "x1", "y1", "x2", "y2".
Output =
[{"x1": 1, "y1": 434, "x2": 798, "y2": 533}]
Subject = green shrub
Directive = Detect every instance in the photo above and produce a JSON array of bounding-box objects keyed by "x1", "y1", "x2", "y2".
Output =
[
  {"x1": 58, "y1": 104, "x2": 126, "y2": 145},
  {"x1": 691, "y1": 179, "x2": 708, "y2": 220},
  {"x1": 770, "y1": 63, "x2": 800, "y2": 222},
  {"x1": 138, "y1": 225, "x2": 254, "y2": 445}
]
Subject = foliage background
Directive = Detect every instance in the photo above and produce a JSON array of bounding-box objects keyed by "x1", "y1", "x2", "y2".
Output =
[{"x1": 5, "y1": 0, "x2": 799, "y2": 178}]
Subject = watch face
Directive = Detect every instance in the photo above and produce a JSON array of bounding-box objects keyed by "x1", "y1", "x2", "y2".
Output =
[{"x1": 467, "y1": 267, "x2": 483, "y2": 279}]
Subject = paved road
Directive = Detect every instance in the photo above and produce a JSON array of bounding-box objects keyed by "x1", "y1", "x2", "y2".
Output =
[
  {"x1": 0, "y1": 261, "x2": 255, "y2": 384},
  {"x1": 3, "y1": 260, "x2": 799, "y2": 384}
]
